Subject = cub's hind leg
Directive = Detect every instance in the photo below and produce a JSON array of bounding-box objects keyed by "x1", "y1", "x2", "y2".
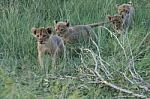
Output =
[{"x1": 51, "y1": 48, "x2": 60, "y2": 69}]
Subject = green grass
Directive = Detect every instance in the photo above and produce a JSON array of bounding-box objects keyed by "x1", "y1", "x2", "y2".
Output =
[{"x1": 0, "y1": 0, "x2": 150, "y2": 99}]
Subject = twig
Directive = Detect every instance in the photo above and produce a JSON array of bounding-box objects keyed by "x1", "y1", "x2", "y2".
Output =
[
  {"x1": 113, "y1": 95, "x2": 135, "y2": 99},
  {"x1": 84, "y1": 36, "x2": 113, "y2": 80},
  {"x1": 95, "y1": 70, "x2": 147, "y2": 99},
  {"x1": 122, "y1": 72, "x2": 134, "y2": 84},
  {"x1": 99, "y1": 26, "x2": 128, "y2": 60},
  {"x1": 84, "y1": 48, "x2": 147, "y2": 99},
  {"x1": 91, "y1": 38, "x2": 113, "y2": 79},
  {"x1": 47, "y1": 75, "x2": 77, "y2": 80}
]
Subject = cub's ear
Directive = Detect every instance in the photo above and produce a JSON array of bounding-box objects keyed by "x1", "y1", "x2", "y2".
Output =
[
  {"x1": 65, "y1": 20, "x2": 68, "y2": 23},
  {"x1": 65, "y1": 20, "x2": 69, "y2": 27},
  {"x1": 46, "y1": 27, "x2": 52, "y2": 34},
  {"x1": 54, "y1": 20, "x2": 58, "y2": 24},
  {"x1": 31, "y1": 27, "x2": 37, "y2": 35},
  {"x1": 108, "y1": 16, "x2": 112, "y2": 21},
  {"x1": 121, "y1": 15, "x2": 124, "y2": 19},
  {"x1": 66, "y1": 22, "x2": 69, "y2": 27}
]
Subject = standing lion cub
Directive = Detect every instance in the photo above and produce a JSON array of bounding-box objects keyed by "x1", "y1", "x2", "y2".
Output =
[
  {"x1": 31, "y1": 27, "x2": 64, "y2": 68},
  {"x1": 108, "y1": 2, "x2": 134, "y2": 34},
  {"x1": 108, "y1": 14, "x2": 124, "y2": 34},
  {"x1": 54, "y1": 20, "x2": 107, "y2": 43},
  {"x1": 117, "y1": 2, "x2": 134, "y2": 30}
]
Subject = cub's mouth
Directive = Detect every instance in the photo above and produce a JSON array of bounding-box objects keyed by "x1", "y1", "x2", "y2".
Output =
[
  {"x1": 58, "y1": 34, "x2": 64, "y2": 37},
  {"x1": 38, "y1": 40, "x2": 45, "y2": 44}
]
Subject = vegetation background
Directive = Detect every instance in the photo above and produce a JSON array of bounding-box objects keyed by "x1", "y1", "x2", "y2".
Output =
[{"x1": 0, "y1": 0, "x2": 150, "y2": 98}]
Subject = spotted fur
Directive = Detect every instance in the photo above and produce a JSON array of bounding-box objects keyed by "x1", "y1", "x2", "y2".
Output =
[
  {"x1": 117, "y1": 2, "x2": 134, "y2": 30},
  {"x1": 108, "y1": 2, "x2": 134, "y2": 34}
]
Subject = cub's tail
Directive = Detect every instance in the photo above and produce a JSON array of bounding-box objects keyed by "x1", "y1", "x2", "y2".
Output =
[{"x1": 88, "y1": 21, "x2": 110, "y2": 28}]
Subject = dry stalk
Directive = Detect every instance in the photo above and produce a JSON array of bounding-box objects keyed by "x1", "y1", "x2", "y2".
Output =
[
  {"x1": 84, "y1": 48, "x2": 148, "y2": 99},
  {"x1": 99, "y1": 26, "x2": 150, "y2": 92},
  {"x1": 98, "y1": 26, "x2": 128, "y2": 60},
  {"x1": 126, "y1": 36, "x2": 149, "y2": 91}
]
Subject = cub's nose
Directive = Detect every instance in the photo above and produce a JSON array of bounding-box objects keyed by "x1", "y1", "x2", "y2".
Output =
[
  {"x1": 58, "y1": 33, "x2": 63, "y2": 37},
  {"x1": 60, "y1": 28, "x2": 64, "y2": 31}
]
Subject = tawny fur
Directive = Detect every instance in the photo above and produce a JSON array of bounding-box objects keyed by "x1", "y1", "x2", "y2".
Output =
[
  {"x1": 108, "y1": 14, "x2": 124, "y2": 34},
  {"x1": 108, "y1": 2, "x2": 134, "y2": 34},
  {"x1": 54, "y1": 20, "x2": 107, "y2": 43},
  {"x1": 117, "y1": 3, "x2": 134, "y2": 17},
  {"x1": 117, "y1": 2, "x2": 134, "y2": 30},
  {"x1": 31, "y1": 27, "x2": 64, "y2": 67}
]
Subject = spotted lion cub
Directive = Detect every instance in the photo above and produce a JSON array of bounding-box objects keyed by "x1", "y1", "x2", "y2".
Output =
[
  {"x1": 54, "y1": 20, "x2": 107, "y2": 43},
  {"x1": 31, "y1": 27, "x2": 64, "y2": 67},
  {"x1": 108, "y1": 14, "x2": 124, "y2": 34},
  {"x1": 117, "y1": 2, "x2": 134, "y2": 17},
  {"x1": 117, "y1": 2, "x2": 134, "y2": 29},
  {"x1": 108, "y1": 2, "x2": 134, "y2": 34}
]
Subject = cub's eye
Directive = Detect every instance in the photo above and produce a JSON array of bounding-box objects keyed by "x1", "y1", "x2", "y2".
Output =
[{"x1": 37, "y1": 35, "x2": 39, "y2": 37}]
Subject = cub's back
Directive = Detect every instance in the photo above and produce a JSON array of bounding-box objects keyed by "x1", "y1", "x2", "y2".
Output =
[{"x1": 70, "y1": 25, "x2": 91, "y2": 36}]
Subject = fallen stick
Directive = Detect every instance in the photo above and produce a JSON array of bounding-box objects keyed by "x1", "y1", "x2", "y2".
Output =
[
  {"x1": 94, "y1": 70, "x2": 147, "y2": 99},
  {"x1": 83, "y1": 47, "x2": 148, "y2": 99}
]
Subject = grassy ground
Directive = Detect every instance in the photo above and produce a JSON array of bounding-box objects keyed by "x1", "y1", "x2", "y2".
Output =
[{"x1": 0, "y1": 0, "x2": 150, "y2": 98}]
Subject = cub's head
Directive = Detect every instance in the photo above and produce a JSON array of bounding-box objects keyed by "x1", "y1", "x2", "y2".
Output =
[
  {"x1": 54, "y1": 20, "x2": 69, "y2": 37},
  {"x1": 116, "y1": 4, "x2": 131, "y2": 15},
  {"x1": 31, "y1": 27, "x2": 52, "y2": 44},
  {"x1": 108, "y1": 15, "x2": 123, "y2": 32}
]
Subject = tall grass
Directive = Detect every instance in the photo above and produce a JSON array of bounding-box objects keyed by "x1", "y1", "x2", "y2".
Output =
[{"x1": 0, "y1": 0, "x2": 150, "y2": 98}]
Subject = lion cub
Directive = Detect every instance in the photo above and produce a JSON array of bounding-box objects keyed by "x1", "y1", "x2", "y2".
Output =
[
  {"x1": 31, "y1": 27, "x2": 64, "y2": 67},
  {"x1": 108, "y1": 14, "x2": 124, "y2": 34},
  {"x1": 117, "y1": 2, "x2": 134, "y2": 29},
  {"x1": 54, "y1": 20, "x2": 107, "y2": 43},
  {"x1": 117, "y1": 2, "x2": 134, "y2": 17},
  {"x1": 108, "y1": 2, "x2": 134, "y2": 34}
]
